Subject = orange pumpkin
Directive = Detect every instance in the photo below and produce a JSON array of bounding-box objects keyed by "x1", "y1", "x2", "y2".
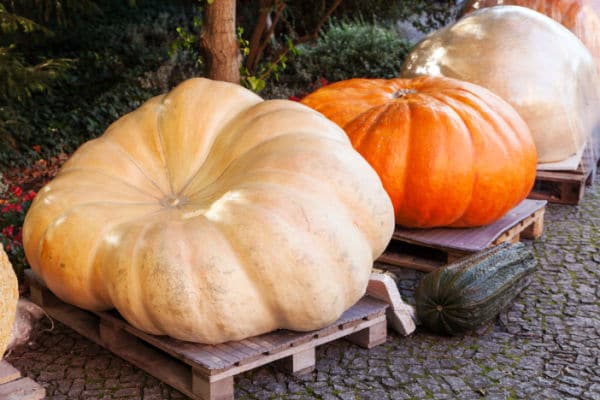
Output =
[
  {"x1": 461, "y1": 1, "x2": 600, "y2": 77},
  {"x1": 301, "y1": 76, "x2": 537, "y2": 228}
]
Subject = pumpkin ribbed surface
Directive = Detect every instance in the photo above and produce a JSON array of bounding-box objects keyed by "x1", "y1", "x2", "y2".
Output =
[
  {"x1": 401, "y1": 6, "x2": 600, "y2": 163},
  {"x1": 462, "y1": 0, "x2": 600, "y2": 77},
  {"x1": 415, "y1": 242, "x2": 537, "y2": 335},
  {"x1": 23, "y1": 78, "x2": 395, "y2": 344},
  {"x1": 0, "y1": 244, "x2": 18, "y2": 357},
  {"x1": 301, "y1": 76, "x2": 537, "y2": 228}
]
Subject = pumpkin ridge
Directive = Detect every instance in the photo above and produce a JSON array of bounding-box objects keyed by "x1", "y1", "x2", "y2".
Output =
[
  {"x1": 143, "y1": 220, "x2": 199, "y2": 336},
  {"x1": 434, "y1": 87, "x2": 533, "y2": 226},
  {"x1": 176, "y1": 104, "x2": 347, "y2": 199},
  {"x1": 455, "y1": 88, "x2": 535, "y2": 219},
  {"x1": 155, "y1": 79, "x2": 263, "y2": 197},
  {"x1": 60, "y1": 167, "x2": 164, "y2": 201},
  {"x1": 209, "y1": 184, "x2": 366, "y2": 331},
  {"x1": 34, "y1": 203, "x2": 164, "y2": 308},
  {"x1": 124, "y1": 220, "x2": 163, "y2": 334},
  {"x1": 427, "y1": 89, "x2": 503, "y2": 225},
  {"x1": 182, "y1": 130, "x2": 348, "y2": 202},
  {"x1": 404, "y1": 99, "x2": 473, "y2": 227},
  {"x1": 46, "y1": 168, "x2": 164, "y2": 203},
  {"x1": 156, "y1": 96, "x2": 177, "y2": 196},
  {"x1": 195, "y1": 138, "x2": 389, "y2": 257},
  {"x1": 101, "y1": 136, "x2": 170, "y2": 196}
]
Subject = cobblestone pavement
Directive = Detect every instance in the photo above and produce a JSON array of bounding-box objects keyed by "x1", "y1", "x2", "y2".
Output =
[{"x1": 7, "y1": 176, "x2": 600, "y2": 400}]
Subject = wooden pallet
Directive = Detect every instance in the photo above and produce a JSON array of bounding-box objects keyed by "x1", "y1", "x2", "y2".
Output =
[
  {"x1": 0, "y1": 360, "x2": 45, "y2": 400},
  {"x1": 25, "y1": 270, "x2": 388, "y2": 400},
  {"x1": 377, "y1": 199, "x2": 546, "y2": 272},
  {"x1": 528, "y1": 145, "x2": 598, "y2": 205}
]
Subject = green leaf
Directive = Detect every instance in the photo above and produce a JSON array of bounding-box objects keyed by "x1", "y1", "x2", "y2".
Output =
[{"x1": 243, "y1": 76, "x2": 266, "y2": 93}]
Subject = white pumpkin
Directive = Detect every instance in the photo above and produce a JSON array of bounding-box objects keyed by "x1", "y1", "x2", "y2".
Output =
[
  {"x1": 401, "y1": 5, "x2": 600, "y2": 163},
  {"x1": 23, "y1": 78, "x2": 395, "y2": 344}
]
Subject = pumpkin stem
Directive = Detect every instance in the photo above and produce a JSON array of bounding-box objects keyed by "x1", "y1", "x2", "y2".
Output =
[
  {"x1": 160, "y1": 195, "x2": 188, "y2": 209},
  {"x1": 392, "y1": 88, "x2": 417, "y2": 98}
]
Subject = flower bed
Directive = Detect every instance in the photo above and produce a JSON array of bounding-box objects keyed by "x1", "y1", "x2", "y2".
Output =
[{"x1": 1, "y1": 154, "x2": 68, "y2": 279}]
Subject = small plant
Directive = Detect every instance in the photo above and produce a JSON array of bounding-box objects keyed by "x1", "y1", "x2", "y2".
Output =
[
  {"x1": 239, "y1": 27, "x2": 299, "y2": 93},
  {"x1": 169, "y1": 11, "x2": 203, "y2": 70}
]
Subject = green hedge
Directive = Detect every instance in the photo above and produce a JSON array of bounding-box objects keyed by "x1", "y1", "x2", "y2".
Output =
[{"x1": 0, "y1": 0, "x2": 194, "y2": 168}]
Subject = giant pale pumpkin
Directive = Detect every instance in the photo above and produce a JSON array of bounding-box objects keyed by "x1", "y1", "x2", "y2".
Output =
[
  {"x1": 0, "y1": 244, "x2": 18, "y2": 357},
  {"x1": 461, "y1": 0, "x2": 600, "y2": 77},
  {"x1": 22, "y1": 78, "x2": 395, "y2": 344},
  {"x1": 401, "y1": 5, "x2": 600, "y2": 163},
  {"x1": 301, "y1": 76, "x2": 537, "y2": 228}
]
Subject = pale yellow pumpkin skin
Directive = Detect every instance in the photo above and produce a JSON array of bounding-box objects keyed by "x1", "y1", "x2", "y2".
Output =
[
  {"x1": 23, "y1": 78, "x2": 394, "y2": 344},
  {"x1": 401, "y1": 6, "x2": 600, "y2": 163},
  {"x1": 0, "y1": 244, "x2": 18, "y2": 357}
]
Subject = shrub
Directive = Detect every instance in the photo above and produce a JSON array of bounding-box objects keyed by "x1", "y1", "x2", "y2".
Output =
[
  {"x1": 264, "y1": 19, "x2": 411, "y2": 99},
  {"x1": 0, "y1": 0, "x2": 191, "y2": 168}
]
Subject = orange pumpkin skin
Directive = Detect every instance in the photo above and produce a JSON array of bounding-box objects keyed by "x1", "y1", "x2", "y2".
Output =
[
  {"x1": 462, "y1": 0, "x2": 600, "y2": 76},
  {"x1": 301, "y1": 76, "x2": 538, "y2": 228}
]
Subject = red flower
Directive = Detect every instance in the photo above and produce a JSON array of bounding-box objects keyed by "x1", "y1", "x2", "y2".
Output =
[
  {"x1": 14, "y1": 228, "x2": 22, "y2": 243},
  {"x1": 1, "y1": 203, "x2": 21, "y2": 213},
  {"x1": 24, "y1": 191, "x2": 37, "y2": 202},
  {"x1": 2, "y1": 225, "x2": 14, "y2": 238},
  {"x1": 33, "y1": 145, "x2": 42, "y2": 153},
  {"x1": 10, "y1": 186, "x2": 23, "y2": 197},
  {"x1": 288, "y1": 95, "x2": 301, "y2": 102},
  {"x1": 319, "y1": 77, "x2": 329, "y2": 87}
]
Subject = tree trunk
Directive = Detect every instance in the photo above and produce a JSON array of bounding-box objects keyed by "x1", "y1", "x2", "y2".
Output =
[{"x1": 200, "y1": 0, "x2": 240, "y2": 83}]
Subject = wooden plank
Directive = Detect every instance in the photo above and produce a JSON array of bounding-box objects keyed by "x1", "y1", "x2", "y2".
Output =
[
  {"x1": 192, "y1": 372, "x2": 233, "y2": 400},
  {"x1": 521, "y1": 209, "x2": 545, "y2": 240},
  {"x1": 390, "y1": 199, "x2": 546, "y2": 253},
  {"x1": 126, "y1": 330, "x2": 230, "y2": 372},
  {"x1": 220, "y1": 341, "x2": 259, "y2": 361},
  {"x1": 0, "y1": 361, "x2": 21, "y2": 385},
  {"x1": 377, "y1": 249, "x2": 444, "y2": 272},
  {"x1": 274, "y1": 348, "x2": 316, "y2": 375},
  {"x1": 346, "y1": 319, "x2": 387, "y2": 349},
  {"x1": 0, "y1": 377, "x2": 45, "y2": 400}
]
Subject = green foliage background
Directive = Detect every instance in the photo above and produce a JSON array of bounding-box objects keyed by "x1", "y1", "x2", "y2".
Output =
[
  {"x1": 0, "y1": 0, "x2": 459, "y2": 168},
  {"x1": 0, "y1": 0, "x2": 197, "y2": 167}
]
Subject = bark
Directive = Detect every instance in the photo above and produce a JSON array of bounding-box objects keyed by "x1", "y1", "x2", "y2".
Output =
[{"x1": 200, "y1": 0, "x2": 240, "y2": 83}]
